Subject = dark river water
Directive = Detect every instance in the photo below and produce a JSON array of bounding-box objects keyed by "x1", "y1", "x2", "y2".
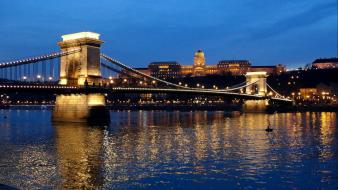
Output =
[{"x1": 0, "y1": 109, "x2": 337, "y2": 189}]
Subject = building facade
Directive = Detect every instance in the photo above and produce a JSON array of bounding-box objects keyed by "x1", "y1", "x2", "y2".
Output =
[
  {"x1": 181, "y1": 50, "x2": 219, "y2": 76},
  {"x1": 135, "y1": 50, "x2": 286, "y2": 79},
  {"x1": 312, "y1": 58, "x2": 338, "y2": 69},
  {"x1": 148, "y1": 62, "x2": 181, "y2": 79},
  {"x1": 217, "y1": 60, "x2": 251, "y2": 75}
]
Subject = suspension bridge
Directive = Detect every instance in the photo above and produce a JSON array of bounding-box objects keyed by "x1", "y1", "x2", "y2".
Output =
[{"x1": 0, "y1": 32, "x2": 292, "y2": 123}]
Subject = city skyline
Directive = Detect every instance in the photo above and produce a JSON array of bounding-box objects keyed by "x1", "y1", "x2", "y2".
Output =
[{"x1": 0, "y1": 0, "x2": 337, "y2": 69}]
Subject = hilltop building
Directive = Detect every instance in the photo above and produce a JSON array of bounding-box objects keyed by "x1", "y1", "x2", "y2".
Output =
[
  {"x1": 312, "y1": 58, "x2": 338, "y2": 69},
  {"x1": 136, "y1": 50, "x2": 286, "y2": 79}
]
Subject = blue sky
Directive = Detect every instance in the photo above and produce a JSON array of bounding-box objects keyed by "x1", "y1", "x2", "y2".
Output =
[{"x1": 0, "y1": 0, "x2": 337, "y2": 68}]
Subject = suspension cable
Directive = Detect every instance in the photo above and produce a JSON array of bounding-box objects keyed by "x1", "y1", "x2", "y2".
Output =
[
  {"x1": 266, "y1": 83, "x2": 284, "y2": 98},
  {"x1": 101, "y1": 54, "x2": 189, "y2": 89},
  {"x1": 0, "y1": 48, "x2": 81, "y2": 69},
  {"x1": 216, "y1": 80, "x2": 259, "y2": 92},
  {"x1": 100, "y1": 53, "x2": 265, "y2": 93}
]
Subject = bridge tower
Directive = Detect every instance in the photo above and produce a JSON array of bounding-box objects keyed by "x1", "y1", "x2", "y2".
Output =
[
  {"x1": 53, "y1": 32, "x2": 109, "y2": 124},
  {"x1": 245, "y1": 72, "x2": 267, "y2": 95},
  {"x1": 58, "y1": 32, "x2": 103, "y2": 86},
  {"x1": 243, "y1": 72, "x2": 268, "y2": 112}
]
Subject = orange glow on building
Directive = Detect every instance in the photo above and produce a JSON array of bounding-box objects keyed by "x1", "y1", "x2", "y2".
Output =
[{"x1": 134, "y1": 49, "x2": 286, "y2": 79}]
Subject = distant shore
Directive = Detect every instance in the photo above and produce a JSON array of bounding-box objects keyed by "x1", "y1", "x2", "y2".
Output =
[{"x1": 2, "y1": 104, "x2": 338, "y2": 113}]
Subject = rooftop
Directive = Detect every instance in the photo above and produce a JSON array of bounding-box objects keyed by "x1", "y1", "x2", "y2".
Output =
[
  {"x1": 251, "y1": 66, "x2": 277, "y2": 68},
  {"x1": 219, "y1": 60, "x2": 249, "y2": 63},
  {"x1": 61, "y1": 32, "x2": 100, "y2": 41},
  {"x1": 313, "y1": 58, "x2": 338, "y2": 63}
]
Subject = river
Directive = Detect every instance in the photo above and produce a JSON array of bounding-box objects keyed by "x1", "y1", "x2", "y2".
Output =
[{"x1": 0, "y1": 110, "x2": 337, "y2": 189}]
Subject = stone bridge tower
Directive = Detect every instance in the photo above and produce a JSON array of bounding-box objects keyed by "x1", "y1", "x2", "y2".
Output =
[
  {"x1": 53, "y1": 32, "x2": 109, "y2": 124},
  {"x1": 58, "y1": 32, "x2": 103, "y2": 86},
  {"x1": 245, "y1": 72, "x2": 267, "y2": 96},
  {"x1": 243, "y1": 72, "x2": 268, "y2": 112}
]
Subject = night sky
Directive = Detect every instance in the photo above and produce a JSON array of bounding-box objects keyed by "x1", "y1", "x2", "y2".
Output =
[{"x1": 0, "y1": 0, "x2": 337, "y2": 69}]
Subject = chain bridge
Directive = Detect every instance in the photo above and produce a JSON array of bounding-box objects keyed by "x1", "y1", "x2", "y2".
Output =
[{"x1": 0, "y1": 32, "x2": 292, "y2": 123}]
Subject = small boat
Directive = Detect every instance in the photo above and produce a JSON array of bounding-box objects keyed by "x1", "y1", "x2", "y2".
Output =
[{"x1": 265, "y1": 123, "x2": 273, "y2": 132}]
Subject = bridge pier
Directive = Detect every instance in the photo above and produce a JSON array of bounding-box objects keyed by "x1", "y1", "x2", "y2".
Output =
[
  {"x1": 52, "y1": 94, "x2": 110, "y2": 124},
  {"x1": 242, "y1": 100, "x2": 269, "y2": 113}
]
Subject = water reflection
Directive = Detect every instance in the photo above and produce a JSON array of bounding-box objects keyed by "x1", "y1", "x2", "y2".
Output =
[
  {"x1": 54, "y1": 123, "x2": 104, "y2": 189},
  {"x1": 0, "y1": 110, "x2": 337, "y2": 189}
]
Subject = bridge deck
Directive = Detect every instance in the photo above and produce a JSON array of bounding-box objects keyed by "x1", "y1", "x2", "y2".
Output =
[{"x1": 0, "y1": 84, "x2": 292, "y2": 102}]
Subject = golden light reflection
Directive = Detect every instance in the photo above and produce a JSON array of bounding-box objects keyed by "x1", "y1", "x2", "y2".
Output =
[
  {"x1": 2, "y1": 111, "x2": 337, "y2": 189},
  {"x1": 319, "y1": 112, "x2": 336, "y2": 160},
  {"x1": 8, "y1": 111, "x2": 331, "y2": 188},
  {"x1": 54, "y1": 123, "x2": 104, "y2": 189}
]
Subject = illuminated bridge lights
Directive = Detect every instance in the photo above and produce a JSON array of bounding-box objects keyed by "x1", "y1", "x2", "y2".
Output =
[
  {"x1": 0, "y1": 48, "x2": 81, "y2": 68},
  {"x1": 0, "y1": 50, "x2": 291, "y2": 103}
]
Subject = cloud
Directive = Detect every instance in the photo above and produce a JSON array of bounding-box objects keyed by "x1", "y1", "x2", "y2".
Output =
[{"x1": 248, "y1": 1, "x2": 337, "y2": 40}]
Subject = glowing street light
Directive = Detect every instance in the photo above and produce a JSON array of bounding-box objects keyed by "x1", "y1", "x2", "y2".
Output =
[
  {"x1": 48, "y1": 77, "x2": 53, "y2": 80},
  {"x1": 22, "y1": 76, "x2": 27, "y2": 80},
  {"x1": 37, "y1": 75, "x2": 41, "y2": 79}
]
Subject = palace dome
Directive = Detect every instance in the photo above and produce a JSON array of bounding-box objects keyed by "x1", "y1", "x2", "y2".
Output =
[{"x1": 194, "y1": 49, "x2": 205, "y2": 58}]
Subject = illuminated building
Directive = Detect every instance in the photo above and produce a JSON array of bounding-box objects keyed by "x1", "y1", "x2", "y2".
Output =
[
  {"x1": 217, "y1": 60, "x2": 251, "y2": 75},
  {"x1": 141, "y1": 49, "x2": 286, "y2": 79},
  {"x1": 192, "y1": 49, "x2": 206, "y2": 76},
  {"x1": 312, "y1": 58, "x2": 338, "y2": 69},
  {"x1": 299, "y1": 88, "x2": 317, "y2": 99},
  {"x1": 181, "y1": 50, "x2": 218, "y2": 76},
  {"x1": 148, "y1": 62, "x2": 181, "y2": 79}
]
